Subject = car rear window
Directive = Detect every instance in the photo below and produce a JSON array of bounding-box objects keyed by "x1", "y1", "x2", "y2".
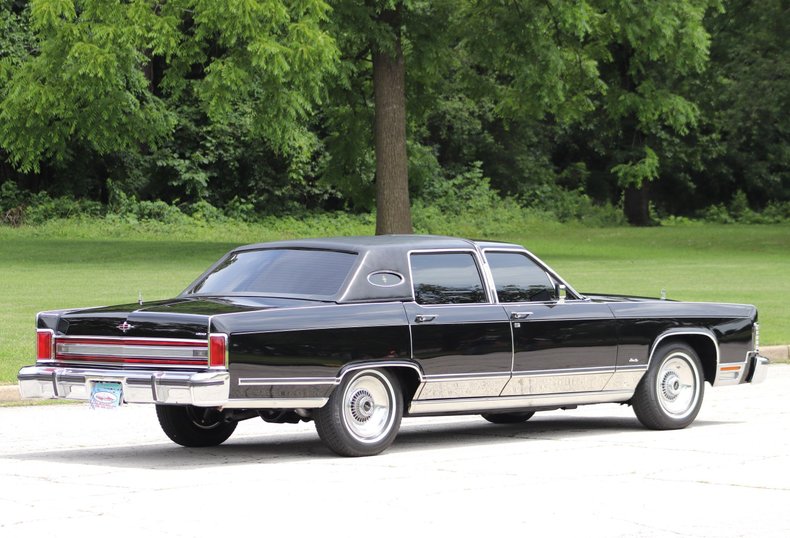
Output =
[{"x1": 190, "y1": 249, "x2": 357, "y2": 297}]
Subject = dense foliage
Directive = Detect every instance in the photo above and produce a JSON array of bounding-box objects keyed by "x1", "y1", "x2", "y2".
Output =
[{"x1": 0, "y1": 0, "x2": 787, "y2": 225}]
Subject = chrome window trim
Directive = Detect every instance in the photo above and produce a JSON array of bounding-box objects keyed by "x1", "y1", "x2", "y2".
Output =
[
  {"x1": 481, "y1": 247, "x2": 585, "y2": 302},
  {"x1": 184, "y1": 246, "x2": 360, "y2": 301},
  {"x1": 407, "y1": 248, "x2": 492, "y2": 305},
  {"x1": 481, "y1": 248, "x2": 556, "y2": 304}
]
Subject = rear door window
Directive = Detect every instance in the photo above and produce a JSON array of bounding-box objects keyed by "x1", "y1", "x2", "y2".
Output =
[{"x1": 410, "y1": 252, "x2": 486, "y2": 305}]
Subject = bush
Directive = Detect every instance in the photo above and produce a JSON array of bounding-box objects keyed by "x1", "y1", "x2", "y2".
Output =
[
  {"x1": 520, "y1": 184, "x2": 625, "y2": 226},
  {"x1": 416, "y1": 162, "x2": 501, "y2": 215},
  {"x1": 698, "y1": 191, "x2": 790, "y2": 224},
  {"x1": 3, "y1": 179, "x2": 787, "y2": 231},
  {"x1": 1, "y1": 181, "x2": 105, "y2": 225}
]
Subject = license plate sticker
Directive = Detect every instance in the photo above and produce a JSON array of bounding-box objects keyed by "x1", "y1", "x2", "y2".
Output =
[{"x1": 90, "y1": 382, "x2": 123, "y2": 410}]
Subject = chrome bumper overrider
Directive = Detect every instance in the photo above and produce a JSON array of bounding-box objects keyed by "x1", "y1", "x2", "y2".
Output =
[
  {"x1": 17, "y1": 366, "x2": 230, "y2": 407},
  {"x1": 747, "y1": 353, "x2": 769, "y2": 384}
]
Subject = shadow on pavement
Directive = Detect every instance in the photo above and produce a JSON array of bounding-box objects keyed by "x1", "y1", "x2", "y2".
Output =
[{"x1": 3, "y1": 414, "x2": 737, "y2": 469}]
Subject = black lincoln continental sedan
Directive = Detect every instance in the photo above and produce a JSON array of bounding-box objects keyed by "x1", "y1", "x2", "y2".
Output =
[{"x1": 19, "y1": 235, "x2": 768, "y2": 456}]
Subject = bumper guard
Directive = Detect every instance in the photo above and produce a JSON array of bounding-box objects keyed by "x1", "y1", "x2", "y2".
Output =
[{"x1": 746, "y1": 353, "x2": 770, "y2": 384}]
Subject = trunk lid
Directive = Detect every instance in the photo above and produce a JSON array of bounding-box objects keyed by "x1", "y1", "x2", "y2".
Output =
[{"x1": 37, "y1": 296, "x2": 322, "y2": 370}]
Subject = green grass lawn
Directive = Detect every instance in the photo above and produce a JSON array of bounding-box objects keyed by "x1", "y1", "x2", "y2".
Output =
[{"x1": 1, "y1": 218, "x2": 788, "y2": 383}]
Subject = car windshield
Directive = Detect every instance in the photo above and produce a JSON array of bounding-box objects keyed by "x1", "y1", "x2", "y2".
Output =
[{"x1": 189, "y1": 249, "x2": 358, "y2": 297}]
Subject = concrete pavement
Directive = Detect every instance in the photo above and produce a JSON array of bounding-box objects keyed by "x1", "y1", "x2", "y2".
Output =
[{"x1": 0, "y1": 364, "x2": 787, "y2": 537}]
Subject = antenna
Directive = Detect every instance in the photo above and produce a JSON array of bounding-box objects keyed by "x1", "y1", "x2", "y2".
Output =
[
  {"x1": 660, "y1": 289, "x2": 667, "y2": 301},
  {"x1": 138, "y1": 290, "x2": 143, "y2": 306}
]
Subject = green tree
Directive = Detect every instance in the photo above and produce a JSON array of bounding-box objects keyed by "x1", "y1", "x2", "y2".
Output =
[
  {"x1": 699, "y1": 0, "x2": 789, "y2": 207},
  {"x1": 319, "y1": 1, "x2": 457, "y2": 233},
  {"x1": 470, "y1": 1, "x2": 715, "y2": 225},
  {"x1": 326, "y1": 1, "x2": 717, "y2": 229},
  {"x1": 0, "y1": 0, "x2": 338, "y2": 178}
]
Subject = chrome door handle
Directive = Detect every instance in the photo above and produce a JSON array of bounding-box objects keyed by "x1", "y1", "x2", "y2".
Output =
[
  {"x1": 510, "y1": 312, "x2": 533, "y2": 320},
  {"x1": 414, "y1": 315, "x2": 437, "y2": 323}
]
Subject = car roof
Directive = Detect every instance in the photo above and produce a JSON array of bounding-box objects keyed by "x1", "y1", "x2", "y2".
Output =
[
  {"x1": 234, "y1": 234, "x2": 518, "y2": 253},
  {"x1": 188, "y1": 235, "x2": 531, "y2": 303}
]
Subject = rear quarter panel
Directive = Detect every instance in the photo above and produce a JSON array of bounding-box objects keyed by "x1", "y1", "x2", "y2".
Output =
[{"x1": 210, "y1": 303, "x2": 411, "y2": 399}]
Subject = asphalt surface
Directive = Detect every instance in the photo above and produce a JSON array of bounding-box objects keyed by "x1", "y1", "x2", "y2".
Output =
[{"x1": 1, "y1": 364, "x2": 788, "y2": 537}]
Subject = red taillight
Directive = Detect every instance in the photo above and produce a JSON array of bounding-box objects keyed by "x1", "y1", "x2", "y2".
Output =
[
  {"x1": 37, "y1": 330, "x2": 53, "y2": 361},
  {"x1": 209, "y1": 334, "x2": 227, "y2": 368}
]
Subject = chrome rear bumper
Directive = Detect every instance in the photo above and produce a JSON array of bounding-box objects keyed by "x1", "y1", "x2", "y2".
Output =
[{"x1": 17, "y1": 365, "x2": 229, "y2": 407}]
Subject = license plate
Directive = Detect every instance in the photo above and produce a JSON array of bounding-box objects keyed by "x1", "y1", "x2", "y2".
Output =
[{"x1": 89, "y1": 382, "x2": 123, "y2": 410}]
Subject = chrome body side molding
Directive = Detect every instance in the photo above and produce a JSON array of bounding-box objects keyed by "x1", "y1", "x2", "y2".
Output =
[
  {"x1": 408, "y1": 389, "x2": 635, "y2": 415},
  {"x1": 239, "y1": 377, "x2": 338, "y2": 386},
  {"x1": 222, "y1": 398, "x2": 328, "y2": 409}
]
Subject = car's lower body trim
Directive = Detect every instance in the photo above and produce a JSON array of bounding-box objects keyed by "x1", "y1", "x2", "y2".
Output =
[
  {"x1": 17, "y1": 366, "x2": 229, "y2": 407},
  {"x1": 407, "y1": 389, "x2": 634, "y2": 415},
  {"x1": 221, "y1": 398, "x2": 328, "y2": 409}
]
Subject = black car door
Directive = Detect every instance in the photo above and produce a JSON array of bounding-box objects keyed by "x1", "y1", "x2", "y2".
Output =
[
  {"x1": 482, "y1": 250, "x2": 618, "y2": 396},
  {"x1": 405, "y1": 251, "x2": 512, "y2": 399}
]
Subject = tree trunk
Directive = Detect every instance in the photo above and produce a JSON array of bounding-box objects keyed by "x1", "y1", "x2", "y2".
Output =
[
  {"x1": 372, "y1": 14, "x2": 412, "y2": 235},
  {"x1": 624, "y1": 181, "x2": 652, "y2": 226}
]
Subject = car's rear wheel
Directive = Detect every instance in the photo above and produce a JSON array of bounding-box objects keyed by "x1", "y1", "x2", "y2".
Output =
[
  {"x1": 632, "y1": 342, "x2": 705, "y2": 430},
  {"x1": 315, "y1": 369, "x2": 403, "y2": 457},
  {"x1": 156, "y1": 405, "x2": 237, "y2": 447},
  {"x1": 481, "y1": 411, "x2": 535, "y2": 424}
]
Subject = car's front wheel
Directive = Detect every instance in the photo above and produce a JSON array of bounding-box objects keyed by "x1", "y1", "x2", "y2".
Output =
[
  {"x1": 632, "y1": 342, "x2": 705, "y2": 430},
  {"x1": 156, "y1": 405, "x2": 237, "y2": 447},
  {"x1": 315, "y1": 369, "x2": 403, "y2": 457}
]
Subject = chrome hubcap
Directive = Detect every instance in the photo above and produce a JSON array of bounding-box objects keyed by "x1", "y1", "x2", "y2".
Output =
[
  {"x1": 656, "y1": 354, "x2": 700, "y2": 418},
  {"x1": 342, "y1": 371, "x2": 395, "y2": 444},
  {"x1": 350, "y1": 389, "x2": 375, "y2": 422}
]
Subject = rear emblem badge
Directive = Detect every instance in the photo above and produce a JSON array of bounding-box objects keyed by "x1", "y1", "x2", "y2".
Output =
[{"x1": 117, "y1": 322, "x2": 135, "y2": 333}]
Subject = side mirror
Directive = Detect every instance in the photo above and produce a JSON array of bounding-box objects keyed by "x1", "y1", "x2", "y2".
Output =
[{"x1": 556, "y1": 284, "x2": 567, "y2": 303}]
